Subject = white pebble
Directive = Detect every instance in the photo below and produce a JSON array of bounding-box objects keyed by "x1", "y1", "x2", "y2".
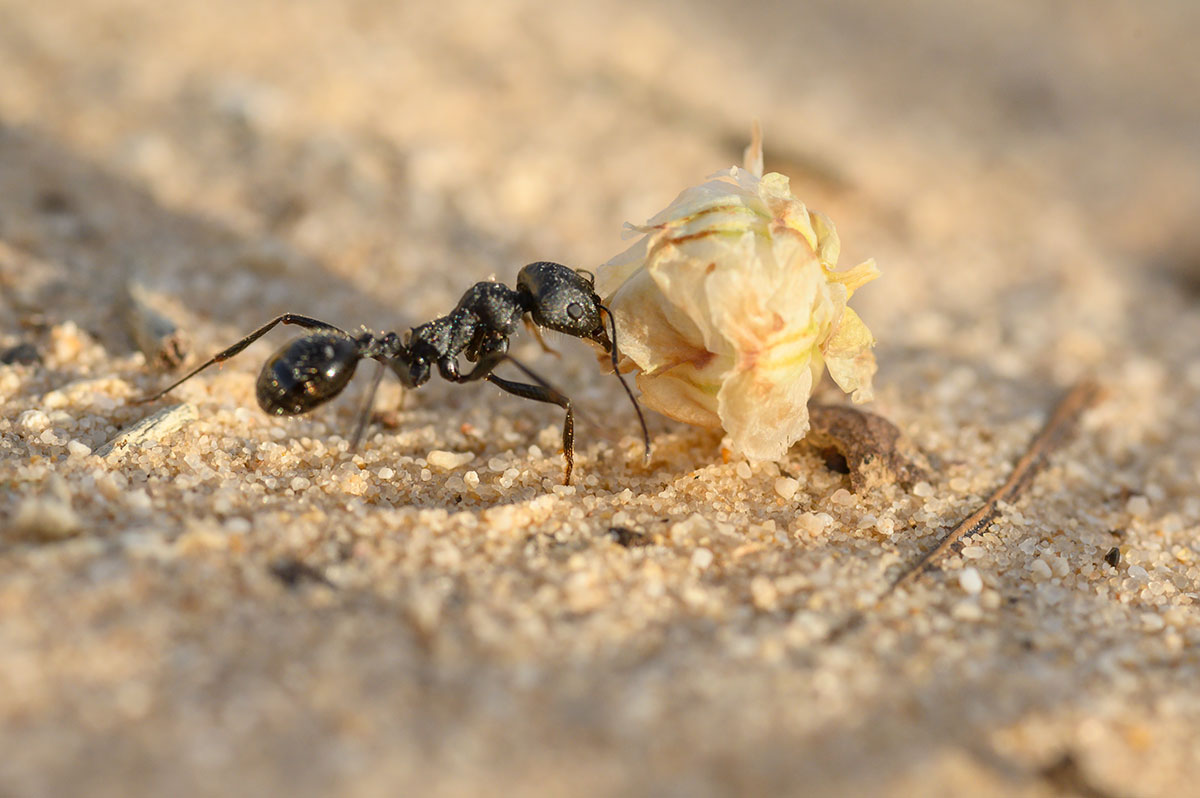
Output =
[
  {"x1": 830, "y1": 488, "x2": 855, "y2": 506},
  {"x1": 960, "y1": 545, "x2": 986, "y2": 560},
  {"x1": 463, "y1": 470, "x2": 480, "y2": 489},
  {"x1": 67, "y1": 440, "x2": 92, "y2": 458},
  {"x1": 951, "y1": 601, "x2": 983, "y2": 621},
  {"x1": 691, "y1": 548, "x2": 714, "y2": 570},
  {"x1": 958, "y1": 567, "x2": 983, "y2": 594},
  {"x1": 735, "y1": 462, "x2": 752, "y2": 480},
  {"x1": 427, "y1": 450, "x2": 469, "y2": 470},
  {"x1": 1030, "y1": 558, "x2": 1053, "y2": 580},
  {"x1": 42, "y1": 390, "x2": 69, "y2": 409},
  {"x1": 794, "y1": 512, "x2": 830, "y2": 536},
  {"x1": 913, "y1": 481, "x2": 934, "y2": 497},
  {"x1": 1141, "y1": 613, "x2": 1165, "y2": 632},
  {"x1": 12, "y1": 497, "x2": 81, "y2": 541},
  {"x1": 1126, "y1": 495, "x2": 1151, "y2": 517},
  {"x1": 18, "y1": 409, "x2": 50, "y2": 432},
  {"x1": 774, "y1": 477, "x2": 799, "y2": 500}
]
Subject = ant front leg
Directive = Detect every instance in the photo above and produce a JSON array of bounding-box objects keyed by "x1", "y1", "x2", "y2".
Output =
[
  {"x1": 486, "y1": 373, "x2": 575, "y2": 485},
  {"x1": 135, "y1": 313, "x2": 349, "y2": 403}
]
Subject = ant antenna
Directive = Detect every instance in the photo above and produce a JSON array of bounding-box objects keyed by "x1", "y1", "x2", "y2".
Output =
[
  {"x1": 349, "y1": 360, "x2": 387, "y2": 452},
  {"x1": 599, "y1": 304, "x2": 651, "y2": 463}
]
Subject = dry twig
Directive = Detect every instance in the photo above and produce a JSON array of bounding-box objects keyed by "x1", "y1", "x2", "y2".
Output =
[{"x1": 827, "y1": 380, "x2": 1103, "y2": 641}]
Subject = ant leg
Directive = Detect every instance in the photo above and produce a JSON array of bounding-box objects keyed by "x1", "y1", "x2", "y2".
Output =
[
  {"x1": 134, "y1": 314, "x2": 348, "y2": 403},
  {"x1": 598, "y1": 305, "x2": 651, "y2": 462},
  {"x1": 439, "y1": 336, "x2": 508, "y2": 383},
  {"x1": 486, "y1": 373, "x2": 574, "y2": 485},
  {"x1": 349, "y1": 359, "x2": 386, "y2": 452}
]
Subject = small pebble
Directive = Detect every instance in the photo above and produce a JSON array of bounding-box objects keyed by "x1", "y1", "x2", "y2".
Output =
[
  {"x1": 1126, "y1": 495, "x2": 1151, "y2": 517},
  {"x1": 691, "y1": 548, "x2": 714, "y2": 570},
  {"x1": 18, "y1": 409, "x2": 50, "y2": 431},
  {"x1": 735, "y1": 462, "x2": 752, "y2": 480},
  {"x1": 11, "y1": 496, "x2": 82, "y2": 541},
  {"x1": 67, "y1": 440, "x2": 93, "y2": 458},
  {"x1": 960, "y1": 545, "x2": 985, "y2": 560},
  {"x1": 830, "y1": 488, "x2": 855, "y2": 506},
  {"x1": 749, "y1": 576, "x2": 778, "y2": 610},
  {"x1": 0, "y1": 342, "x2": 40, "y2": 365},
  {"x1": 1030, "y1": 558, "x2": 1053, "y2": 580},
  {"x1": 427, "y1": 450, "x2": 469, "y2": 470},
  {"x1": 958, "y1": 567, "x2": 983, "y2": 595},
  {"x1": 913, "y1": 481, "x2": 934, "y2": 497},
  {"x1": 951, "y1": 600, "x2": 983, "y2": 621},
  {"x1": 773, "y1": 477, "x2": 799, "y2": 501},
  {"x1": 1104, "y1": 546, "x2": 1121, "y2": 568},
  {"x1": 794, "y1": 512, "x2": 830, "y2": 536}
]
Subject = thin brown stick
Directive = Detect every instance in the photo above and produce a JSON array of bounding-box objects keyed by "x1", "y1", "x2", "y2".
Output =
[{"x1": 826, "y1": 379, "x2": 1104, "y2": 641}]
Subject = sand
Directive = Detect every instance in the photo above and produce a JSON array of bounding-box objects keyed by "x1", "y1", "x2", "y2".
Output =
[{"x1": 2, "y1": 1, "x2": 1199, "y2": 796}]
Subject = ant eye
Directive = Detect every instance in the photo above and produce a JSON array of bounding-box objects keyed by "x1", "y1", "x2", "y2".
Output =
[{"x1": 566, "y1": 302, "x2": 584, "y2": 321}]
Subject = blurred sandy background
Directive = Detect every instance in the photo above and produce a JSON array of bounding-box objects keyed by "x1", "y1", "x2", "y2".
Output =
[{"x1": 2, "y1": 1, "x2": 1199, "y2": 796}]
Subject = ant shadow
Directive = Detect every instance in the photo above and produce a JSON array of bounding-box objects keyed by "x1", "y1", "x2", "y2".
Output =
[{"x1": 0, "y1": 122, "x2": 408, "y2": 354}]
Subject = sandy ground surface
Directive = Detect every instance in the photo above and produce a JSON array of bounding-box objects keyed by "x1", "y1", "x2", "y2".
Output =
[{"x1": 2, "y1": 1, "x2": 1199, "y2": 796}]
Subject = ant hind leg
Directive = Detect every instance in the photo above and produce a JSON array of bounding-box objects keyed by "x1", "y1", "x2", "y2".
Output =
[
  {"x1": 349, "y1": 360, "x2": 387, "y2": 452},
  {"x1": 486, "y1": 373, "x2": 574, "y2": 485}
]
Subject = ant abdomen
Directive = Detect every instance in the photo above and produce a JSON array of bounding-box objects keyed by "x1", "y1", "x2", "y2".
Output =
[{"x1": 256, "y1": 333, "x2": 359, "y2": 416}]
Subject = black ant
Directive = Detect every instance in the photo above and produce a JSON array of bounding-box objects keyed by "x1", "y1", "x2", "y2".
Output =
[{"x1": 135, "y1": 261, "x2": 649, "y2": 483}]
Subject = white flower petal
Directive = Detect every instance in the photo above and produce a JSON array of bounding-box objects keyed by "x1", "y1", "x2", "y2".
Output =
[{"x1": 595, "y1": 132, "x2": 879, "y2": 461}]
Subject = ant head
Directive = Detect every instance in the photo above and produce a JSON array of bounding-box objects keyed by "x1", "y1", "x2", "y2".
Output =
[
  {"x1": 517, "y1": 261, "x2": 610, "y2": 349},
  {"x1": 256, "y1": 333, "x2": 360, "y2": 416}
]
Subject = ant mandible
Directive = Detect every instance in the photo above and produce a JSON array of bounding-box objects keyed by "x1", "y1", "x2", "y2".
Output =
[{"x1": 135, "y1": 262, "x2": 650, "y2": 484}]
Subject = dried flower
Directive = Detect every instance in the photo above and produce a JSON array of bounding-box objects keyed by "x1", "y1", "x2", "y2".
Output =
[{"x1": 595, "y1": 128, "x2": 880, "y2": 461}]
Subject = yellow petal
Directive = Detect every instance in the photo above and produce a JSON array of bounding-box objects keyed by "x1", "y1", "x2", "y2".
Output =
[
  {"x1": 743, "y1": 120, "x2": 764, "y2": 178},
  {"x1": 821, "y1": 306, "x2": 877, "y2": 402},
  {"x1": 808, "y1": 209, "x2": 841, "y2": 267},
  {"x1": 827, "y1": 258, "x2": 880, "y2": 298}
]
